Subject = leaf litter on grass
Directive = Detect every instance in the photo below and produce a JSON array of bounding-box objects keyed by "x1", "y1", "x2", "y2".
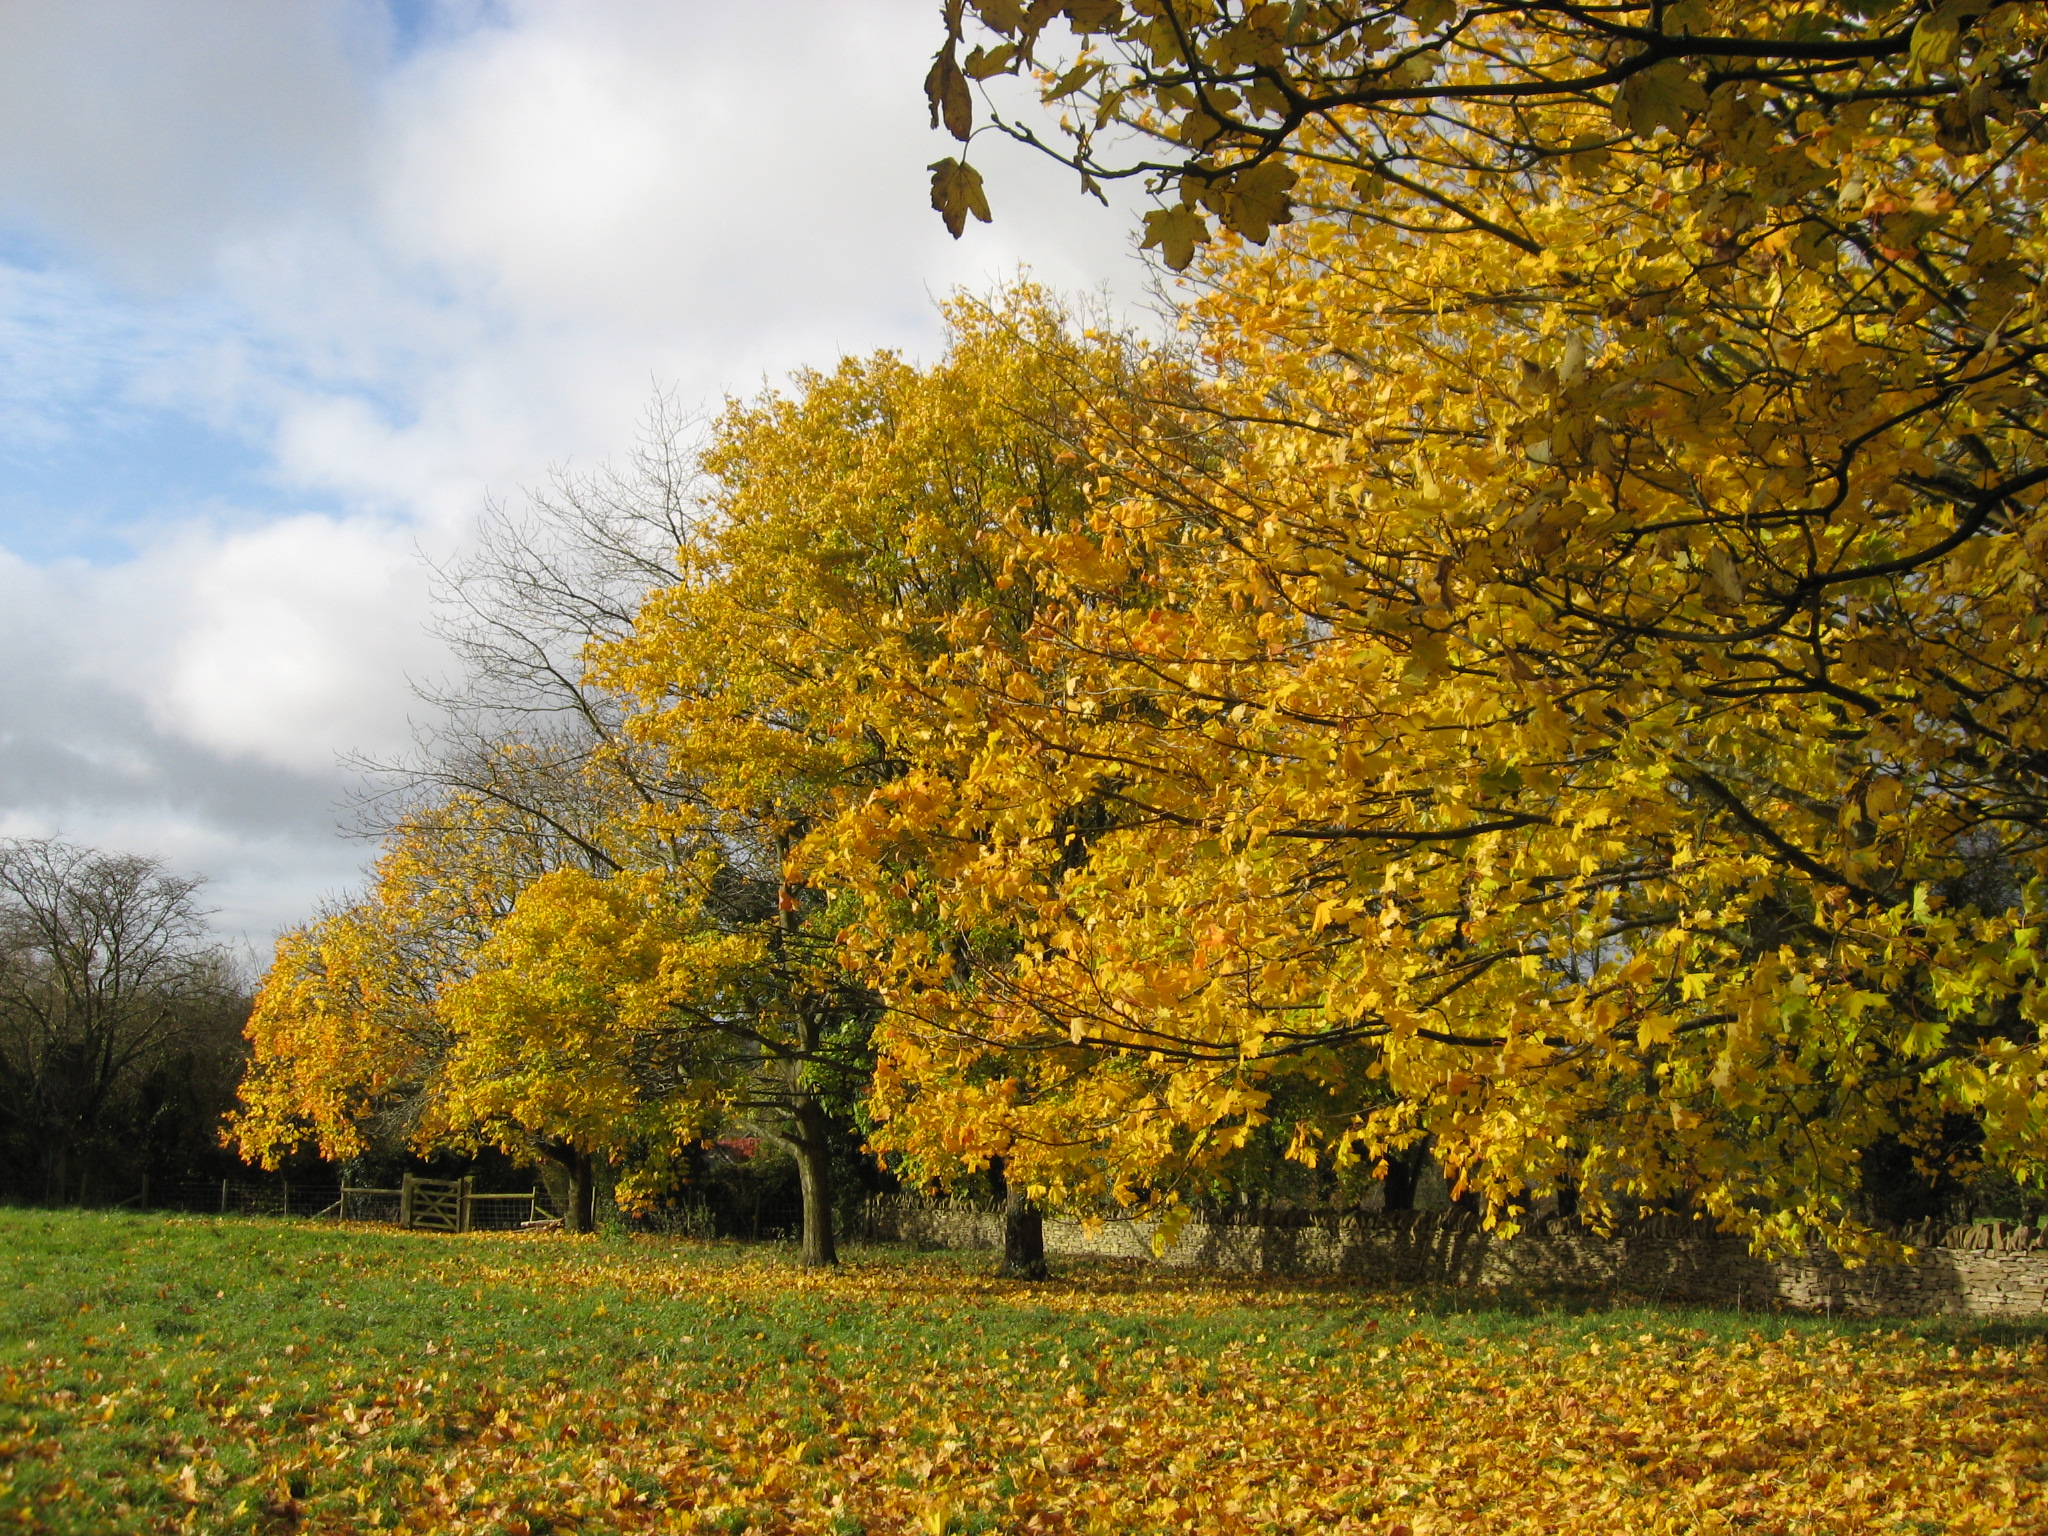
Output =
[{"x1": 1, "y1": 1210, "x2": 2043, "y2": 1534}]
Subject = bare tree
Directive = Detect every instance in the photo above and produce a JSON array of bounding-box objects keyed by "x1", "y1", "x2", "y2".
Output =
[
  {"x1": 349, "y1": 392, "x2": 703, "y2": 864},
  {"x1": 0, "y1": 838, "x2": 242, "y2": 1202}
]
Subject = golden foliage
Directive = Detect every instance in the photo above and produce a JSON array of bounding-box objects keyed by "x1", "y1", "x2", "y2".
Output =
[
  {"x1": 429, "y1": 867, "x2": 751, "y2": 1196},
  {"x1": 242, "y1": 3, "x2": 2048, "y2": 1251},
  {"x1": 591, "y1": 211, "x2": 2048, "y2": 1243},
  {"x1": 752, "y1": 0, "x2": 2048, "y2": 1246},
  {"x1": 230, "y1": 804, "x2": 730, "y2": 1199},
  {"x1": 231, "y1": 799, "x2": 523, "y2": 1167}
]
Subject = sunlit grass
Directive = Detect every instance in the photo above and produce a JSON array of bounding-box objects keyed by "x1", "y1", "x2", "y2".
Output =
[{"x1": 2, "y1": 1209, "x2": 2043, "y2": 1533}]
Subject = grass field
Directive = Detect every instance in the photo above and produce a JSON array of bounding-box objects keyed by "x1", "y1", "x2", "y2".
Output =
[{"x1": 1, "y1": 1211, "x2": 2044, "y2": 1535}]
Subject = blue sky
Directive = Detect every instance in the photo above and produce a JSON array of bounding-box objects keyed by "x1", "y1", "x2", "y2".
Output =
[
  {"x1": 0, "y1": 250, "x2": 309, "y2": 563},
  {"x1": 0, "y1": 0, "x2": 1140, "y2": 949}
]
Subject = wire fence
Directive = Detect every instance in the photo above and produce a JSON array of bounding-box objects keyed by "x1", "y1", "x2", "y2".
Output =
[
  {"x1": 77, "y1": 1177, "x2": 560, "y2": 1230},
  {"x1": 466, "y1": 1192, "x2": 555, "y2": 1231},
  {"x1": 109, "y1": 1177, "x2": 344, "y2": 1219}
]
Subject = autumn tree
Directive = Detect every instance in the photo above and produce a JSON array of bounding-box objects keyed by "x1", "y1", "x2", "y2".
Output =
[
  {"x1": 242, "y1": 410, "x2": 882, "y2": 1255},
  {"x1": 406, "y1": 414, "x2": 884, "y2": 1266},
  {"x1": 236, "y1": 420, "x2": 750, "y2": 1227},
  {"x1": 427, "y1": 866, "x2": 757, "y2": 1236},
  {"x1": 238, "y1": 793, "x2": 766, "y2": 1236},
  {"x1": 596, "y1": 291, "x2": 1159, "y2": 1274},
  {"x1": 231, "y1": 796, "x2": 622, "y2": 1221},
  {"x1": 240, "y1": 414, "x2": 716, "y2": 1230},
  {"x1": 873, "y1": 1, "x2": 2048, "y2": 1246}
]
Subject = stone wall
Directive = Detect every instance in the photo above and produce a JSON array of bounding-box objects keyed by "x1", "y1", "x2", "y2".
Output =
[{"x1": 861, "y1": 1198, "x2": 2048, "y2": 1318}]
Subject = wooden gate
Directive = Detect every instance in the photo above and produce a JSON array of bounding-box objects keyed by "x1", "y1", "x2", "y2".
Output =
[
  {"x1": 333, "y1": 1179, "x2": 556, "y2": 1231},
  {"x1": 400, "y1": 1174, "x2": 471, "y2": 1232}
]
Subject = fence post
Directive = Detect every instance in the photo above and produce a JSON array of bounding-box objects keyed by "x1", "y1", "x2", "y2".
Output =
[
  {"x1": 459, "y1": 1176, "x2": 475, "y2": 1234},
  {"x1": 220, "y1": 1178, "x2": 228, "y2": 1215},
  {"x1": 283, "y1": 1181, "x2": 290, "y2": 1218},
  {"x1": 400, "y1": 1173, "x2": 415, "y2": 1230}
]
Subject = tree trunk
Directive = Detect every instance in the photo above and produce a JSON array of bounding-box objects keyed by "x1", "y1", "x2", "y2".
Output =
[
  {"x1": 990, "y1": 1157, "x2": 1047, "y2": 1279},
  {"x1": 1382, "y1": 1144, "x2": 1427, "y2": 1212},
  {"x1": 543, "y1": 1144, "x2": 597, "y2": 1233},
  {"x1": 42, "y1": 1139, "x2": 67, "y2": 1206},
  {"x1": 570, "y1": 1153, "x2": 596, "y2": 1234},
  {"x1": 792, "y1": 1096, "x2": 838, "y2": 1267}
]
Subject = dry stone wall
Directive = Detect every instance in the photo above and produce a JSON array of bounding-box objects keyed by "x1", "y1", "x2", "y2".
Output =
[{"x1": 862, "y1": 1198, "x2": 2048, "y2": 1318}]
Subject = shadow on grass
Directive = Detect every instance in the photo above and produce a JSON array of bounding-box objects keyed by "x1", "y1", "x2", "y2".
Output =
[{"x1": 885, "y1": 1244, "x2": 2048, "y2": 1350}]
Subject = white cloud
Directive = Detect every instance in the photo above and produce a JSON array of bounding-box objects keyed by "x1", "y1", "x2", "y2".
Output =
[
  {"x1": 142, "y1": 516, "x2": 444, "y2": 771},
  {"x1": 0, "y1": 545, "x2": 381, "y2": 947},
  {"x1": 0, "y1": 0, "x2": 382, "y2": 290},
  {"x1": 0, "y1": 0, "x2": 1149, "y2": 946}
]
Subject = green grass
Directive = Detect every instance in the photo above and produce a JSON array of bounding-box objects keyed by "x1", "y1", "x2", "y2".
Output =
[{"x1": 1, "y1": 1209, "x2": 2042, "y2": 1534}]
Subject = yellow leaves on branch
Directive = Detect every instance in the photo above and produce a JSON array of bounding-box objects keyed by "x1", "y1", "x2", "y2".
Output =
[
  {"x1": 935, "y1": 3, "x2": 2048, "y2": 269},
  {"x1": 747, "y1": 0, "x2": 2048, "y2": 1245},
  {"x1": 245, "y1": 5, "x2": 2048, "y2": 1251},
  {"x1": 232, "y1": 807, "x2": 737, "y2": 1198}
]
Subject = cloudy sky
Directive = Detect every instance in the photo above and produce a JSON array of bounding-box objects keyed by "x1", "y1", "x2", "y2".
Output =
[{"x1": 0, "y1": 0, "x2": 1144, "y2": 952}]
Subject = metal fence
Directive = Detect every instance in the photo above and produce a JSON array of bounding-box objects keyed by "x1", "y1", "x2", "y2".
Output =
[
  {"x1": 76, "y1": 1175, "x2": 560, "y2": 1231},
  {"x1": 109, "y1": 1177, "x2": 344, "y2": 1218}
]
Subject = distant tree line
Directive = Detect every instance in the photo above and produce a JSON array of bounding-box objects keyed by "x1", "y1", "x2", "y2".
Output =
[{"x1": 0, "y1": 838, "x2": 252, "y2": 1204}]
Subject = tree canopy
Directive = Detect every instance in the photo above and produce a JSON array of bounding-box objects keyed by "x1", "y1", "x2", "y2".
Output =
[
  {"x1": 898, "y1": 2, "x2": 2048, "y2": 1247},
  {"x1": 236, "y1": 2, "x2": 2048, "y2": 1256}
]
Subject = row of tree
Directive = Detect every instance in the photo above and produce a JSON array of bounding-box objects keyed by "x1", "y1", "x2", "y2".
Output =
[
  {"x1": 236, "y1": 2, "x2": 2048, "y2": 1261},
  {"x1": 0, "y1": 839, "x2": 249, "y2": 1204}
]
